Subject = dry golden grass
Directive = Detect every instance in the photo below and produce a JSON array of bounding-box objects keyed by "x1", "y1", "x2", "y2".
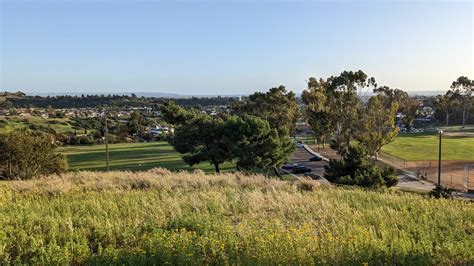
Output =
[{"x1": 0, "y1": 169, "x2": 472, "y2": 264}]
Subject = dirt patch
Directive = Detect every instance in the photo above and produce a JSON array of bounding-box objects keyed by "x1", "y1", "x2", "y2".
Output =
[
  {"x1": 401, "y1": 160, "x2": 474, "y2": 191},
  {"x1": 310, "y1": 145, "x2": 474, "y2": 191},
  {"x1": 443, "y1": 132, "x2": 474, "y2": 137}
]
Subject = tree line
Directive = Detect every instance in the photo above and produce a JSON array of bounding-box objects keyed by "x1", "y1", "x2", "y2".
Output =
[
  {"x1": 434, "y1": 76, "x2": 474, "y2": 127},
  {"x1": 1, "y1": 94, "x2": 239, "y2": 109},
  {"x1": 2, "y1": 71, "x2": 471, "y2": 185},
  {"x1": 161, "y1": 72, "x2": 399, "y2": 188}
]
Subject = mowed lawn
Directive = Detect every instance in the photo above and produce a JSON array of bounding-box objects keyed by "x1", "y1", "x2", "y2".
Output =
[
  {"x1": 60, "y1": 142, "x2": 235, "y2": 173},
  {"x1": 381, "y1": 133, "x2": 474, "y2": 161}
]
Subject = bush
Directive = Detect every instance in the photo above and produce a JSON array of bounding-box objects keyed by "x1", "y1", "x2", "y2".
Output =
[
  {"x1": 77, "y1": 135, "x2": 95, "y2": 145},
  {"x1": 325, "y1": 145, "x2": 398, "y2": 188},
  {"x1": 429, "y1": 185, "x2": 454, "y2": 199},
  {"x1": 0, "y1": 128, "x2": 67, "y2": 180},
  {"x1": 107, "y1": 134, "x2": 119, "y2": 144},
  {"x1": 55, "y1": 133, "x2": 70, "y2": 145},
  {"x1": 141, "y1": 132, "x2": 156, "y2": 142},
  {"x1": 67, "y1": 134, "x2": 95, "y2": 145}
]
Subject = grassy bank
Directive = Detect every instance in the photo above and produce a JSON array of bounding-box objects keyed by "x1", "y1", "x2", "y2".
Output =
[
  {"x1": 60, "y1": 142, "x2": 235, "y2": 173},
  {"x1": 381, "y1": 133, "x2": 474, "y2": 161},
  {"x1": 0, "y1": 115, "x2": 75, "y2": 133},
  {"x1": 0, "y1": 170, "x2": 472, "y2": 264}
]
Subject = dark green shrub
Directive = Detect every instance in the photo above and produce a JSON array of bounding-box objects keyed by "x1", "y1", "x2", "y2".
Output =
[
  {"x1": 0, "y1": 128, "x2": 67, "y2": 180},
  {"x1": 325, "y1": 145, "x2": 398, "y2": 188},
  {"x1": 429, "y1": 185, "x2": 454, "y2": 199}
]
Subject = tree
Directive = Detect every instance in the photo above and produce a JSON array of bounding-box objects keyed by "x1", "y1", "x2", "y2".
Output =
[
  {"x1": 434, "y1": 90, "x2": 457, "y2": 126},
  {"x1": 225, "y1": 115, "x2": 295, "y2": 177},
  {"x1": 373, "y1": 86, "x2": 419, "y2": 129},
  {"x1": 302, "y1": 78, "x2": 333, "y2": 149},
  {"x1": 0, "y1": 100, "x2": 12, "y2": 109},
  {"x1": 373, "y1": 86, "x2": 409, "y2": 111},
  {"x1": 127, "y1": 110, "x2": 146, "y2": 139},
  {"x1": 232, "y1": 86, "x2": 298, "y2": 135},
  {"x1": 401, "y1": 97, "x2": 419, "y2": 129},
  {"x1": 324, "y1": 145, "x2": 397, "y2": 188},
  {"x1": 302, "y1": 70, "x2": 375, "y2": 154},
  {"x1": 451, "y1": 76, "x2": 473, "y2": 127},
  {"x1": 71, "y1": 117, "x2": 102, "y2": 135},
  {"x1": 160, "y1": 101, "x2": 197, "y2": 126},
  {"x1": 357, "y1": 95, "x2": 399, "y2": 160},
  {"x1": 163, "y1": 102, "x2": 295, "y2": 175},
  {"x1": 170, "y1": 114, "x2": 232, "y2": 173},
  {"x1": 326, "y1": 71, "x2": 370, "y2": 153},
  {"x1": 162, "y1": 103, "x2": 232, "y2": 173},
  {"x1": 0, "y1": 129, "x2": 67, "y2": 180}
]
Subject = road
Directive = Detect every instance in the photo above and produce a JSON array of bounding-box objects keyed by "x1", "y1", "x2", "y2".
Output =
[{"x1": 287, "y1": 146, "x2": 328, "y2": 180}]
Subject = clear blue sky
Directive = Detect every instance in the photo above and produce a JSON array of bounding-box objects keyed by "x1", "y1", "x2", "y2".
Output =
[{"x1": 1, "y1": 1, "x2": 472, "y2": 95}]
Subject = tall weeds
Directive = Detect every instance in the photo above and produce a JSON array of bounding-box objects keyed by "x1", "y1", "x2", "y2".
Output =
[{"x1": 0, "y1": 168, "x2": 472, "y2": 264}]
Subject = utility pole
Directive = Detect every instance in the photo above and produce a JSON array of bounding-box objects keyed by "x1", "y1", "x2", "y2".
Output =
[
  {"x1": 438, "y1": 130, "x2": 443, "y2": 187},
  {"x1": 104, "y1": 109, "x2": 110, "y2": 171}
]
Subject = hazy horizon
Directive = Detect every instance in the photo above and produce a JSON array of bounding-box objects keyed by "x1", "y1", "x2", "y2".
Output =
[
  {"x1": 1, "y1": 1, "x2": 472, "y2": 95},
  {"x1": 7, "y1": 89, "x2": 451, "y2": 98}
]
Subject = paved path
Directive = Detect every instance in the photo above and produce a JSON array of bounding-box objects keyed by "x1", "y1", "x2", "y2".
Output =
[{"x1": 396, "y1": 174, "x2": 436, "y2": 191}]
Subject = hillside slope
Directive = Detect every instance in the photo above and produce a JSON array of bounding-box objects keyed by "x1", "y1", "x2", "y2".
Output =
[{"x1": 0, "y1": 169, "x2": 472, "y2": 264}]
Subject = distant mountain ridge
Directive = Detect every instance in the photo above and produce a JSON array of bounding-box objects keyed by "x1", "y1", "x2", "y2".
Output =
[
  {"x1": 6, "y1": 90, "x2": 448, "y2": 98},
  {"x1": 27, "y1": 92, "x2": 244, "y2": 98},
  {"x1": 30, "y1": 92, "x2": 183, "y2": 98}
]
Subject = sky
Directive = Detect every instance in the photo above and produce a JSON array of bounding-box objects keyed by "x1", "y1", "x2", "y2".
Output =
[{"x1": 1, "y1": 0, "x2": 473, "y2": 95}]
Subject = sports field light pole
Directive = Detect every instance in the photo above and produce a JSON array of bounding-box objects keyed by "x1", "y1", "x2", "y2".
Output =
[{"x1": 437, "y1": 129, "x2": 443, "y2": 187}]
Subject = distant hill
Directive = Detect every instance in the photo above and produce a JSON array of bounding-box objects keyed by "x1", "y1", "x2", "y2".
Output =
[
  {"x1": 25, "y1": 91, "x2": 245, "y2": 98},
  {"x1": 1, "y1": 91, "x2": 26, "y2": 97},
  {"x1": 2, "y1": 92, "x2": 240, "y2": 108},
  {"x1": 30, "y1": 92, "x2": 183, "y2": 98}
]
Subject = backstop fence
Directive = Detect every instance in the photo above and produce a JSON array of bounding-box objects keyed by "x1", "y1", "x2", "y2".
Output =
[{"x1": 379, "y1": 152, "x2": 471, "y2": 192}]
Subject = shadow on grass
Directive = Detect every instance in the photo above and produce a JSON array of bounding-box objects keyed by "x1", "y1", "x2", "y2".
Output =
[
  {"x1": 65, "y1": 142, "x2": 235, "y2": 173},
  {"x1": 82, "y1": 249, "x2": 436, "y2": 265}
]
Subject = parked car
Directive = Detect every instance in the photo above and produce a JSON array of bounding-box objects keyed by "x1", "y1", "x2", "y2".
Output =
[
  {"x1": 309, "y1": 156, "x2": 322, "y2": 161},
  {"x1": 292, "y1": 165, "x2": 312, "y2": 174},
  {"x1": 296, "y1": 143, "x2": 304, "y2": 148},
  {"x1": 282, "y1": 163, "x2": 299, "y2": 170}
]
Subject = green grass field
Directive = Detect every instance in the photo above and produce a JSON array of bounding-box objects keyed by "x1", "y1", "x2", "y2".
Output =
[
  {"x1": 0, "y1": 115, "x2": 75, "y2": 133},
  {"x1": 60, "y1": 141, "x2": 235, "y2": 173},
  {"x1": 0, "y1": 171, "x2": 472, "y2": 264},
  {"x1": 382, "y1": 133, "x2": 474, "y2": 161}
]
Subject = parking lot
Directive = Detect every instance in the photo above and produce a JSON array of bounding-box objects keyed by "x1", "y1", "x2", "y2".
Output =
[{"x1": 286, "y1": 146, "x2": 328, "y2": 178}]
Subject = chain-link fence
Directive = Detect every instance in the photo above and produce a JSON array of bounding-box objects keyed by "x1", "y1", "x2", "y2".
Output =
[
  {"x1": 379, "y1": 152, "x2": 469, "y2": 191},
  {"x1": 378, "y1": 152, "x2": 408, "y2": 169},
  {"x1": 464, "y1": 164, "x2": 474, "y2": 193}
]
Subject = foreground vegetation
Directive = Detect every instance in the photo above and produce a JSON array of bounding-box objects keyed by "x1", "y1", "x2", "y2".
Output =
[
  {"x1": 1, "y1": 170, "x2": 472, "y2": 264},
  {"x1": 382, "y1": 133, "x2": 474, "y2": 161}
]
